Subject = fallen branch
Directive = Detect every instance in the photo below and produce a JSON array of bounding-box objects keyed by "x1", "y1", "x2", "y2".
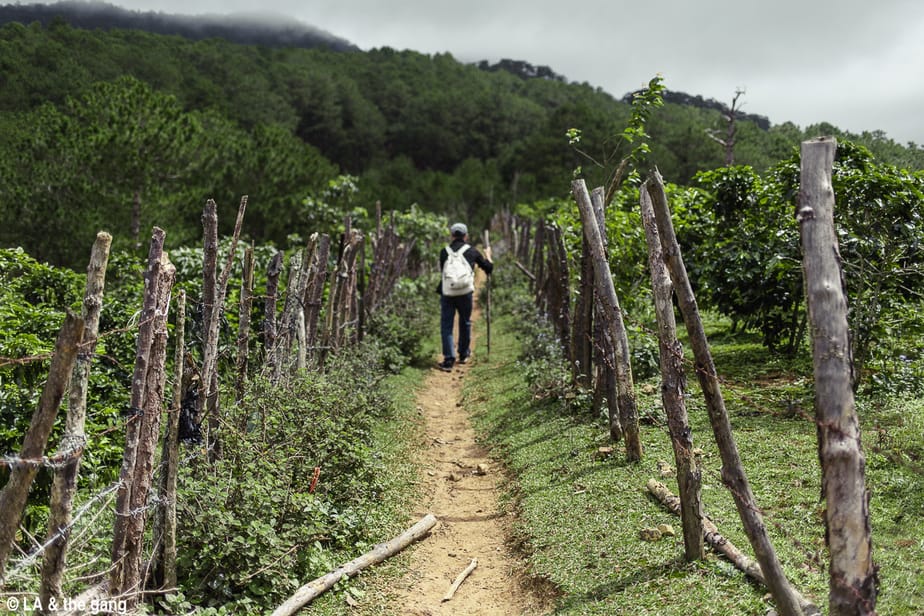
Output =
[
  {"x1": 646, "y1": 479, "x2": 819, "y2": 615},
  {"x1": 271, "y1": 513, "x2": 437, "y2": 616},
  {"x1": 442, "y1": 558, "x2": 477, "y2": 602}
]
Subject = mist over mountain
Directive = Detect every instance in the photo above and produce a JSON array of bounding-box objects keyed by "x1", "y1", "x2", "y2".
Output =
[
  {"x1": 0, "y1": 1, "x2": 359, "y2": 51},
  {"x1": 3, "y1": 1, "x2": 774, "y2": 129}
]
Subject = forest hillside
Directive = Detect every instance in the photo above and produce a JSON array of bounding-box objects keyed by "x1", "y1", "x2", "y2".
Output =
[{"x1": 2, "y1": 2, "x2": 923, "y2": 267}]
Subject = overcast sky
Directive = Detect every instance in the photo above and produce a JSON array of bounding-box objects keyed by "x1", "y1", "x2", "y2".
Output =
[{"x1": 108, "y1": 0, "x2": 924, "y2": 146}]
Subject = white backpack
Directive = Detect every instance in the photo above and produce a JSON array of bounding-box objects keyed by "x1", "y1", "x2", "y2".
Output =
[{"x1": 441, "y1": 244, "x2": 475, "y2": 296}]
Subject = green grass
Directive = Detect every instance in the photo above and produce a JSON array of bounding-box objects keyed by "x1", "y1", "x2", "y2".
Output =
[{"x1": 465, "y1": 314, "x2": 924, "y2": 615}]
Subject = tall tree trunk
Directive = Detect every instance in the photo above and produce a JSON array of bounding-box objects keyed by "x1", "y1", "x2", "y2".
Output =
[
  {"x1": 798, "y1": 137, "x2": 876, "y2": 615},
  {"x1": 571, "y1": 180, "x2": 642, "y2": 461},
  {"x1": 0, "y1": 312, "x2": 84, "y2": 581},
  {"x1": 640, "y1": 182, "x2": 703, "y2": 561},
  {"x1": 646, "y1": 170, "x2": 810, "y2": 616},
  {"x1": 40, "y1": 232, "x2": 112, "y2": 606}
]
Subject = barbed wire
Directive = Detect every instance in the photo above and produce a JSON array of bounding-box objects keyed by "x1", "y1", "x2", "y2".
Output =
[
  {"x1": 5, "y1": 480, "x2": 122, "y2": 580},
  {"x1": 0, "y1": 309, "x2": 157, "y2": 369},
  {"x1": 5, "y1": 439, "x2": 208, "y2": 587}
]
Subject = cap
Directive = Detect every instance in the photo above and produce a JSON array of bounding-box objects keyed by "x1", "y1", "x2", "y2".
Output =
[{"x1": 450, "y1": 222, "x2": 468, "y2": 236}]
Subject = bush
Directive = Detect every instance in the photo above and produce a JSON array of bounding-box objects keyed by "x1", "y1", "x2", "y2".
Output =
[
  {"x1": 364, "y1": 274, "x2": 437, "y2": 371},
  {"x1": 175, "y1": 350, "x2": 396, "y2": 609}
]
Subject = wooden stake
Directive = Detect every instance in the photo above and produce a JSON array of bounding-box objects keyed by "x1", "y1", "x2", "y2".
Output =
[
  {"x1": 41, "y1": 231, "x2": 111, "y2": 604},
  {"x1": 235, "y1": 245, "x2": 254, "y2": 402},
  {"x1": 646, "y1": 479, "x2": 819, "y2": 615},
  {"x1": 640, "y1": 181, "x2": 703, "y2": 562},
  {"x1": 203, "y1": 195, "x2": 248, "y2": 454},
  {"x1": 647, "y1": 170, "x2": 807, "y2": 616},
  {"x1": 572, "y1": 180, "x2": 641, "y2": 460},
  {"x1": 0, "y1": 311, "x2": 84, "y2": 581},
  {"x1": 798, "y1": 137, "x2": 876, "y2": 615},
  {"x1": 111, "y1": 227, "x2": 165, "y2": 593},
  {"x1": 442, "y1": 558, "x2": 477, "y2": 602},
  {"x1": 121, "y1": 254, "x2": 176, "y2": 609},
  {"x1": 153, "y1": 290, "x2": 185, "y2": 590}
]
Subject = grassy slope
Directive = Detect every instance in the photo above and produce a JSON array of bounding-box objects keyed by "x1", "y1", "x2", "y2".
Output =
[{"x1": 465, "y1": 315, "x2": 924, "y2": 615}]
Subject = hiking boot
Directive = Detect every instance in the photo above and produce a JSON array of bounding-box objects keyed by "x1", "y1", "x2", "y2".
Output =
[
  {"x1": 437, "y1": 359, "x2": 454, "y2": 372},
  {"x1": 458, "y1": 354, "x2": 470, "y2": 364}
]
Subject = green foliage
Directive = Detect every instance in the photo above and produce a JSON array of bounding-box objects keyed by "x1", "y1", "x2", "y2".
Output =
[
  {"x1": 670, "y1": 142, "x2": 924, "y2": 391},
  {"x1": 568, "y1": 74, "x2": 665, "y2": 202},
  {"x1": 365, "y1": 275, "x2": 438, "y2": 372},
  {"x1": 0, "y1": 248, "x2": 142, "y2": 535},
  {"x1": 0, "y1": 72, "x2": 338, "y2": 267},
  {"x1": 685, "y1": 165, "x2": 805, "y2": 353},
  {"x1": 0, "y1": 249, "x2": 82, "y2": 457},
  {"x1": 174, "y1": 347, "x2": 398, "y2": 609}
]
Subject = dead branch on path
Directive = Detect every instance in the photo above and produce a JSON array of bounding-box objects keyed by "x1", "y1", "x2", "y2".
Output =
[
  {"x1": 442, "y1": 558, "x2": 477, "y2": 602},
  {"x1": 271, "y1": 513, "x2": 437, "y2": 616}
]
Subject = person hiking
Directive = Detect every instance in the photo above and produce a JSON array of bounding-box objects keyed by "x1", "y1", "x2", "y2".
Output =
[{"x1": 437, "y1": 222, "x2": 493, "y2": 372}]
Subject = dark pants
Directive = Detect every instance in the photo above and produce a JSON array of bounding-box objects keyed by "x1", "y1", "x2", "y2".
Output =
[{"x1": 440, "y1": 292, "x2": 473, "y2": 363}]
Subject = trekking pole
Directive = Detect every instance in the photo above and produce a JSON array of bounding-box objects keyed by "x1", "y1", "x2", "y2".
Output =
[{"x1": 484, "y1": 230, "x2": 492, "y2": 358}]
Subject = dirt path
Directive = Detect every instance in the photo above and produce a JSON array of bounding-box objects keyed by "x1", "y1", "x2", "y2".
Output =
[{"x1": 388, "y1": 290, "x2": 550, "y2": 615}]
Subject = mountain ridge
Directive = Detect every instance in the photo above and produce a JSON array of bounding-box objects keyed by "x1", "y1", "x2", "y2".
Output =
[
  {"x1": 2, "y1": 1, "x2": 770, "y2": 127},
  {"x1": 0, "y1": 0, "x2": 360, "y2": 51}
]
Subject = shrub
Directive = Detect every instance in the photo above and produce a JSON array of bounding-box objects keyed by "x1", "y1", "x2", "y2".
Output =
[{"x1": 174, "y1": 350, "x2": 396, "y2": 609}]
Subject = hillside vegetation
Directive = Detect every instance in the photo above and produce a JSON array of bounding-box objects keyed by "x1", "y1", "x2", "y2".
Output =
[
  {"x1": 2, "y1": 9, "x2": 923, "y2": 268},
  {"x1": 0, "y1": 6, "x2": 923, "y2": 614}
]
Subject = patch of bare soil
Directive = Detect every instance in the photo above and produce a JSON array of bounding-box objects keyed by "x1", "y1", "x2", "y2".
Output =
[{"x1": 388, "y1": 289, "x2": 551, "y2": 615}]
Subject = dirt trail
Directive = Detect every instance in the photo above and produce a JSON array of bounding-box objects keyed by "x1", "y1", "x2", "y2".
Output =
[{"x1": 388, "y1": 286, "x2": 550, "y2": 615}]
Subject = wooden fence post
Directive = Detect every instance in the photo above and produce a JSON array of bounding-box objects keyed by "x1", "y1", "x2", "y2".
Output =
[
  {"x1": 39, "y1": 231, "x2": 111, "y2": 605},
  {"x1": 111, "y1": 227, "x2": 165, "y2": 594},
  {"x1": 571, "y1": 180, "x2": 642, "y2": 460},
  {"x1": 263, "y1": 251, "x2": 283, "y2": 373},
  {"x1": 202, "y1": 196, "x2": 248, "y2": 457},
  {"x1": 545, "y1": 224, "x2": 571, "y2": 355},
  {"x1": 152, "y1": 290, "x2": 185, "y2": 591},
  {"x1": 640, "y1": 181, "x2": 703, "y2": 561},
  {"x1": 198, "y1": 199, "x2": 218, "y2": 423},
  {"x1": 235, "y1": 245, "x2": 254, "y2": 402},
  {"x1": 303, "y1": 235, "x2": 331, "y2": 363},
  {"x1": 275, "y1": 249, "x2": 303, "y2": 377},
  {"x1": 119, "y1": 254, "x2": 176, "y2": 609},
  {"x1": 571, "y1": 234, "x2": 594, "y2": 390},
  {"x1": 798, "y1": 137, "x2": 876, "y2": 616},
  {"x1": 646, "y1": 170, "x2": 812, "y2": 616},
  {"x1": 0, "y1": 311, "x2": 84, "y2": 581},
  {"x1": 324, "y1": 230, "x2": 362, "y2": 351},
  {"x1": 588, "y1": 188, "x2": 622, "y2": 442}
]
